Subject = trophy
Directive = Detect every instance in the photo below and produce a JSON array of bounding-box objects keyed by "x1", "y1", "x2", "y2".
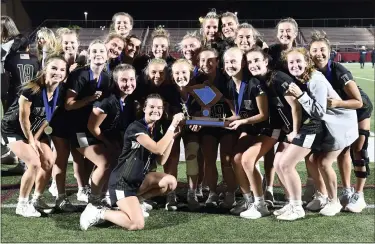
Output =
[{"x1": 181, "y1": 83, "x2": 230, "y2": 127}]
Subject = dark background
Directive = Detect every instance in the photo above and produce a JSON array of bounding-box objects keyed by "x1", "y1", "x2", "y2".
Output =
[{"x1": 20, "y1": 0, "x2": 375, "y2": 27}]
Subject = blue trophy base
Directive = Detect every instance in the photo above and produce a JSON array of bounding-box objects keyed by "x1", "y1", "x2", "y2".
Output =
[{"x1": 185, "y1": 117, "x2": 229, "y2": 127}]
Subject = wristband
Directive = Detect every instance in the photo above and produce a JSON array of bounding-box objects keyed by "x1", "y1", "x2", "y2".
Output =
[{"x1": 168, "y1": 125, "x2": 176, "y2": 132}]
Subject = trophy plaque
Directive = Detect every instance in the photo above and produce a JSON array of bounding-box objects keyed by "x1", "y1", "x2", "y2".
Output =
[{"x1": 181, "y1": 83, "x2": 230, "y2": 127}]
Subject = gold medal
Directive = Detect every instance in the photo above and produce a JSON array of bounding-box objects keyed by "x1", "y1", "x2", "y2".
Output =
[{"x1": 44, "y1": 125, "x2": 53, "y2": 135}]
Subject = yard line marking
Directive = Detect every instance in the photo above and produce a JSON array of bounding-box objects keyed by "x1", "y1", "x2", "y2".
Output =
[
  {"x1": 1, "y1": 203, "x2": 375, "y2": 209},
  {"x1": 354, "y1": 76, "x2": 374, "y2": 82}
]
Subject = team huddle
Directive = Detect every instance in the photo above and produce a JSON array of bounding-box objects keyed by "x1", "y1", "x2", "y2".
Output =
[{"x1": 0, "y1": 9, "x2": 372, "y2": 231}]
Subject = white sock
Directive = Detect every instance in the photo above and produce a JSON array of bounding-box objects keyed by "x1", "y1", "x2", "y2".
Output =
[
  {"x1": 243, "y1": 193, "x2": 252, "y2": 202},
  {"x1": 254, "y1": 196, "x2": 265, "y2": 205},
  {"x1": 78, "y1": 187, "x2": 84, "y2": 191},
  {"x1": 356, "y1": 191, "x2": 364, "y2": 197},
  {"x1": 32, "y1": 192, "x2": 41, "y2": 199},
  {"x1": 290, "y1": 199, "x2": 302, "y2": 206},
  {"x1": 266, "y1": 186, "x2": 273, "y2": 193},
  {"x1": 99, "y1": 209, "x2": 106, "y2": 219},
  {"x1": 18, "y1": 197, "x2": 29, "y2": 204}
]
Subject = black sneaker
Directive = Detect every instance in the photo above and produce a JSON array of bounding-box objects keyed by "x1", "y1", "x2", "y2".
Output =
[{"x1": 230, "y1": 198, "x2": 252, "y2": 215}]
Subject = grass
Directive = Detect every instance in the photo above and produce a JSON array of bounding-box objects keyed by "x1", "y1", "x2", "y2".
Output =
[
  {"x1": 342, "y1": 63, "x2": 375, "y2": 129},
  {"x1": 1, "y1": 162, "x2": 375, "y2": 243}
]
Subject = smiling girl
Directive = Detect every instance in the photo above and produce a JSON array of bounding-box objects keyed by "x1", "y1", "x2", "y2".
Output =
[
  {"x1": 35, "y1": 28, "x2": 57, "y2": 68},
  {"x1": 104, "y1": 33, "x2": 126, "y2": 73},
  {"x1": 275, "y1": 48, "x2": 358, "y2": 220},
  {"x1": 110, "y1": 12, "x2": 134, "y2": 38},
  {"x1": 65, "y1": 40, "x2": 113, "y2": 207},
  {"x1": 308, "y1": 31, "x2": 373, "y2": 213},
  {"x1": 179, "y1": 32, "x2": 202, "y2": 77},
  {"x1": 1, "y1": 56, "x2": 67, "y2": 217},
  {"x1": 80, "y1": 95, "x2": 184, "y2": 231}
]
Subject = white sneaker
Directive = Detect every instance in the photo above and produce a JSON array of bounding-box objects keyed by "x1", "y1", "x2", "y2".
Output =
[
  {"x1": 48, "y1": 181, "x2": 58, "y2": 197},
  {"x1": 165, "y1": 192, "x2": 178, "y2": 211},
  {"x1": 339, "y1": 187, "x2": 354, "y2": 207},
  {"x1": 187, "y1": 190, "x2": 200, "y2": 211},
  {"x1": 140, "y1": 204, "x2": 150, "y2": 218},
  {"x1": 55, "y1": 197, "x2": 76, "y2": 212},
  {"x1": 273, "y1": 203, "x2": 293, "y2": 216},
  {"x1": 302, "y1": 178, "x2": 316, "y2": 203},
  {"x1": 16, "y1": 202, "x2": 41, "y2": 217},
  {"x1": 319, "y1": 199, "x2": 342, "y2": 216},
  {"x1": 140, "y1": 201, "x2": 153, "y2": 212},
  {"x1": 220, "y1": 192, "x2": 235, "y2": 209},
  {"x1": 345, "y1": 192, "x2": 367, "y2": 213},
  {"x1": 306, "y1": 191, "x2": 328, "y2": 211},
  {"x1": 31, "y1": 197, "x2": 54, "y2": 214},
  {"x1": 276, "y1": 205, "x2": 305, "y2": 221},
  {"x1": 205, "y1": 192, "x2": 219, "y2": 207},
  {"x1": 80, "y1": 203, "x2": 105, "y2": 231},
  {"x1": 77, "y1": 187, "x2": 90, "y2": 203},
  {"x1": 240, "y1": 203, "x2": 270, "y2": 219}
]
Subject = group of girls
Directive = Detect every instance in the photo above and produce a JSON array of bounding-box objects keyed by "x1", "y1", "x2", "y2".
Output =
[{"x1": 0, "y1": 9, "x2": 372, "y2": 231}]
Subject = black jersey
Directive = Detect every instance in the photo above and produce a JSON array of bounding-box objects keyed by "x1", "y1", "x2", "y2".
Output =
[
  {"x1": 109, "y1": 119, "x2": 164, "y2": 190},
  {"x1": 261, "y1": 71, "x2": 294, "y2": 131},
  {"x1": 227, "y1": 75, "x2": 267, "y2": 130},
  {"x1": 267, "y1": 44, "x2": 289, "y2": 73},
  {"x1": 106, "y1": 58, "x2": 122, "y2": 75},
  {"x1": 136, "y1": 76, "x2": 181, "y2": 119},
  {"x1": 93, "y1": 93, "x2": 136, "y2": 136},
  {"x1": 359, "y1": 50, "x2": 367, "y2": 62},
  {"x1": 322, "y1": 61, "x2": 373, "y2": 119},
  {"x1": 4, "y1": 51, "x2": 40, "y2": 96},
  {"x1": 66, "y1": 66, "x2": 113, "y2": 131},
  {"x1": 1, "y1": 84, "x2": 65, "y2": 136}
]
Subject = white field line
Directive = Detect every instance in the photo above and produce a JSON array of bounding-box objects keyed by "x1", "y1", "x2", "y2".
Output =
[{"x1": 354, "y1": 76, "x2": 375, "y2": 82}]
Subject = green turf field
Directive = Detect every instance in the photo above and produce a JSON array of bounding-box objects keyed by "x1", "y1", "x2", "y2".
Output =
[
  {"x1": 343, "y1": 63, "x2": 375, "y2": 129},
  {"x1": 1, "y1": 162, "x2": 374, "y2": 243}
]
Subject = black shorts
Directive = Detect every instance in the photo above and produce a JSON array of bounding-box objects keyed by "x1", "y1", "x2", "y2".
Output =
[
  {"x1": 200, "y1": 127, "x2": 235, "y2": 139},
  {"x1": 70, "y1": 131, "x2": 102, "y2": 148},
  {"x1": 2, "y1": 133, "x2": 50, "y2": 148},
  {"x1": 238, "y1": 125, "x2": 261, "y2": 136},
  {"x1": 357, "y1": 94, "x2": 373, "y2": 122},
  {"x1": 291, "y1": 132, "x2": 323, "y2": 151},
  {"x1": 108, "y1": 187, "x2": 138, "y2": 207},
  {"x1": 1, "y1": 133, "x2": 26, "y2": 144},
  {"x1": 260, "y1": 128, "x2": 287, "y2": 142}
]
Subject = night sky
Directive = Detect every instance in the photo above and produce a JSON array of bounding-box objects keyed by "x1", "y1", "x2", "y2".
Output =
[{"x1": 21, "y1": 0, "x2": 375, "y2": 27}]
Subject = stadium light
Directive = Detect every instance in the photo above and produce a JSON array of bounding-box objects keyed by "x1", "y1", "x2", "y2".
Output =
[{"x1": 84, "y1": 12, "x2": 88, "y2": 27}]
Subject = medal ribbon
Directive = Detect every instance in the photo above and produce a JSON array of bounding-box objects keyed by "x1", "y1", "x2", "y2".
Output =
[
  {"x1": 233, "y1": 80, "x2": 246, "y2": 116},
  {"x1": 89, "y1": 69, "x2": 102, "y2": 89},
  {"x1": 42, "y1": 86, "x2": 60, "y2": 123}
]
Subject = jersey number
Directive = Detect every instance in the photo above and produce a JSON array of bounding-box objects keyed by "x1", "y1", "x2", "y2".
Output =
[{"x1": 17, "y1": 64, "x2": 34, "y2": 84}]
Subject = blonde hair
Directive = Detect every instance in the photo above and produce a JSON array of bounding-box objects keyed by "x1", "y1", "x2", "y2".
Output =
[
  {"x1": 55, "y1": 28, "x2": 79, "y2": 54},
  {"x1": 309, "y1": 30, "x2": 331, "y2": 50},
  {"x1": 143, "y1": 58, "x2": 168, "y2": 78},
  {"x1": 282, "y1": 47, "x2": 315, "y2": 83},
  {"x1": 36, "y1": 27, "x2": 57, "y2": 51},
  {"x1": 86, "y1": 39, "x2": 106, "y2": 64},
  {"x1": 178, "y1": 31, "x2": 202, "y2": 52},
  {"x1": 151, "y1": 26, "x2": 170, "y2": 46},
  {"x1": 199, "y1": 9, "x2": 220, "y2": 42},
  {"x1": 171, "y1": 59, "x2": 194, "y2": 79},
  {"x1": 21, "y1": 55, "x2": 67, "y2": 94}
]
